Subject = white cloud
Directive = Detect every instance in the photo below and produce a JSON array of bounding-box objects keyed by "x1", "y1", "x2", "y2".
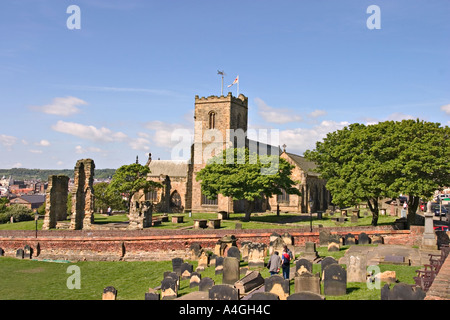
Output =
[
  {"x1": 279, "y1": 120, "x2": 350, "y2": 154},
  {"x1": 29, "y1": 149, "x2": 43, "y2": 154},
  {"x1": 30, "y1": 96, "x2": 87, "y2": 116},
  {"x1": 0, "y1": 134, "x2": 17, "y2": 148},
  {"x1": 75, "y1": 145, "x2": 104, "y2": 154},
  {"x1": 308, "y1": 109, "x2": 327, "y2": 118},
  {"x1": 12, "y1": 162, "x2": 22, "y2": 168},
  {"x1": 144, "y1": 120, "x2": 193, "y2": 149},
  {"x1": 36, "y1": 139, "x2": 51, "y2": 147},
  {"x1": 255, "y1": 97, "x2": 303, "y2": 124},
  {"x1": 386, "y1": 112, "x2": 415, "y2": 121},
  {"x1": 440, "y1": 104, "x2": 450, "y2": 115},
  {"x1": 52, "y1": 121, "x2": 128, "y2": 143}
]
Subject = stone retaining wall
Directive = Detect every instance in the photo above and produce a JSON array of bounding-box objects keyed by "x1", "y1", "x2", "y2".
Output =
[{"x1": 0, "y1": 226, "x2": 423, "y2": 262}]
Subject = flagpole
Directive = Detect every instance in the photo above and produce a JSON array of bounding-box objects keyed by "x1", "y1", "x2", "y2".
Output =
[{"x1": 237, "y1": 76, "x2": 239, "y2": 97}]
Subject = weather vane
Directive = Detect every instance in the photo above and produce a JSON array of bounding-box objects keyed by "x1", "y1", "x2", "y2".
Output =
[{"x1": 217, "y1": 70, "x2": 225, "y2": 96}]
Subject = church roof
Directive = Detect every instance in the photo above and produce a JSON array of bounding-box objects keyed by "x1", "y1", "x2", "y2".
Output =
[
  {"x1": 148, "y1": 160, "x2": 188, "y2": 177},
  {"x1": 285, "y1": 152, "x2": 320, "y2": 177}
]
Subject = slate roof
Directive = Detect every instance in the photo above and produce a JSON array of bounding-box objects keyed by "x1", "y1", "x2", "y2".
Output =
[
  {"x1": 148, "y1": 160, "x2": 189, "y2": 177},
  {"x1": 19, "y1": 194, "x2": 46, "y2": 204},
  {"x1": 285, "y1": 152, "x2": 320, "y2": 177}
]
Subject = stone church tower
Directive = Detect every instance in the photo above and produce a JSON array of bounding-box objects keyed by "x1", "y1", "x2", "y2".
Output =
[{"x1": 187, "y1": 92, "x2": 248, "y2": 213}]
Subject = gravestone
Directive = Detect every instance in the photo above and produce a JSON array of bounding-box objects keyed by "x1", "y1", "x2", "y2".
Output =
[
  {"x1": 383, "y1": 255, "x2": 406, "y2": 264},
  {"x1": 381, "y1": 283, "x2": 426, "y2": 300},
  {"x1": 248, "y1": 292, "x2": 280, "y2": 300},
  {"x1": 196, "y1": 251, "x2": 209, "y2": 271},
  {"x1": 193, "y1": 219, "x2": 207, "y2": 229},
  {"x1": 164, "y1": 272, "x2": 180, "y2": 288},
  {"x1": 215, "y1": 256, "x2": 224, "y2": 275},
  {"x1": 327, "y1": 242, "x2": 340, "y2": 252},
  {"x1": 198, "y1": 277, "x2": 215, "y2": 292},
  {"x1": 161, "y1": 277, "x2": 178, "y2": 300},
  {"x1": 23, "y1": 245, "x2": 33, "y2": 259},
  {"x1": 0, "y1": 248, "x2": 4, "y2": 256},
  {"x1": 319, "y1": 230, "x2": 331, "y2": 245},
  {"x1": 240, "y1": 241, "x2": 252, "y2": 261},
  {"x1": 371, "y1": 234, "x2": 383, "y2": 244},
  {"x1": 347, "y1": 255, "x2": 367, "y2": 282},
  {"x1": 247, "y1": 243, "x2": 266, "y2": 268},
  {"x1": 227, "y1": 246, "x2": 241, "y2": 261},
  {"x1": 215, "y1": 235, "x2": 237, "y2": 257},
  {"x1": 295, "y1": 258, "x2": 312, "y2": 275},
  {"x1": 102, "y1": 286, "x2": 117, "y2": 300},
  {"x1": 321, "y1": 257, "x2": 338, "y2": 275},
  {"x1": 181, "y1": 262, "x2": 194, "y2": 280},
  {"x1": 344, "y1": 233, "x2": 356, "y2": 245},
  {"x1": 281, "y1": 232, "x2": 294, "y2": 245},
  {"x1": 189, "y1": 272, "x2": 202, "y2": 288},
  {"x1": 145, "y1": 288, "x2": 160, "y2": 300},
  {"x1": 172, "y1": 258, "x2": 183, "y2": 275},
  {"x1": 287, "y1": 292, "x2": 325, "y2": 300},
  {"x1": 222, "y1": 257, "x2": 240, "y2": 285},
  {"x1": 16, "y1": 249, "x2": 24, "y2": 259},
  {"x1": 358, "y1": 232, "x2": 370, "y2": 245},
  {"x1": 234, "y1": 271, "x2": 264, "y2": 294},
  {"x1": 302, "y1": 242, "x2": 319, "y2": 261},
  {"x1": 294, "y1": 271, "x2": 321, "y2": 295},
  {"x1": 190, "y1": 243, "x2": 202, "y2": 260},
  {"x1": 209, "y1": 284, "x2": 239, "y2": 300},
  {"x1": 323, "y1": 264, "x2": 347, "y2": 296},
  {"x1": 264, "y1": 275, "x2": 290, "y2": 300}
]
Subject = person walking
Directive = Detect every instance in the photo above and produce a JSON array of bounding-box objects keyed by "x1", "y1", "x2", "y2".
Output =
[
  {"x1": 281, "y1": 245, "x2": 293, "y2": 280},
  {"x1": 267, "y1": 251, "x2": 282, "y2": 276}
]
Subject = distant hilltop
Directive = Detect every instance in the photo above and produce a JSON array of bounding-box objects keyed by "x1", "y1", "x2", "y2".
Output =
[{"x1": 0, "y1": 168, "x2": 116, "y2": 181}]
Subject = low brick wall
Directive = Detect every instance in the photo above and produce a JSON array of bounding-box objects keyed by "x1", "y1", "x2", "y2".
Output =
[{"x1": 0, "y1": 225, "x2": 423, "y2": 262}]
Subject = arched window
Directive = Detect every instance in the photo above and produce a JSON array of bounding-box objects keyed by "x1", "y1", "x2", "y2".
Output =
[{"x1": 209, "y1": 111, "x2": 216, "y2": 129}]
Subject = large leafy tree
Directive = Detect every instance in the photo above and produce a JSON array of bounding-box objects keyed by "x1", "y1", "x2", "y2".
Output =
[
  {"x1": 94, "y1": 182, "x2": 127, "y2": 213},
  {"x1": 106, "y1": 163, "x2": 162, "y2": 211},
  {"x1": 305, "y1": 119, "x2": 450, "y2": 226},
  {"x1": 196, "y1": 147, "x2": 301, "y2": 221}
]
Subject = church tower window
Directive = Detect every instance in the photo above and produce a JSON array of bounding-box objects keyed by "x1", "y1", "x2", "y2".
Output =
[{"x1": 208, "y1": 111, "x2": 216, "y2": 129}]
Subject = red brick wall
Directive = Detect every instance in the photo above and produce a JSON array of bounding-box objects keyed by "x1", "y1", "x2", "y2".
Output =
[{"x1": 0, "y1": 225, "x2": 423, "y2": 262}]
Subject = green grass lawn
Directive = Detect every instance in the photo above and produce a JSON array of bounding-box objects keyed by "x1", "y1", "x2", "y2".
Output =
[{"x1": 0, "y1": 248, "x2": 421, "y2": 300}]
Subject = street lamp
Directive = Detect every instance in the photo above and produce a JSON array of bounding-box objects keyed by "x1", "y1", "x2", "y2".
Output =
[{"x1": 309, "y1": 197, "x2": 314, "y2": 232}]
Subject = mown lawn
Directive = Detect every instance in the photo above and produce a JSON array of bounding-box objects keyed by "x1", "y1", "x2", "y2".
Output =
[{"x1": 0, "y1": 247, "x2": 420, "y2": 300}]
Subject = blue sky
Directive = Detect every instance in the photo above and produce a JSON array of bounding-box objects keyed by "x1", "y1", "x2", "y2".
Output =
[{"x1": 0, "y1": 0, "x2": 449, "y2": 169}]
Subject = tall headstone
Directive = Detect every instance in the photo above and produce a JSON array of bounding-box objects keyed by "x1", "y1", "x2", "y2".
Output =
[
  {"x1": 226, "y1": 246, "x2": 241, "y2": 261},
  {"x1": 215, "y1": 256, "x2": 224, "y2": 275},
  {"x1": 421, "y1": 204, "x2": 438, "y2": 250},
  {"x1": 172, "y1": 258, "x2": 183, "y2": 275},
  {"x1": 70, "y1": 159, "x2": 95, "y2": 230},
  {"x1": 323, "y1": 264, "x2": 347, "y2": 296},
  {"x1": 347, "y1": 255, "x2": 367, "y2": 282},
  {"x1": 222, "y1": 257, "x2": 240, "y2": 285},
  {"x1": 42, "y1": 175, "x2": 69, "y2": 230}
]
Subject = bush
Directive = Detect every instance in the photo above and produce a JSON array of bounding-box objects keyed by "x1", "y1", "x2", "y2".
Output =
[{"x1": 0, "y1": 205, "x2": 34, "y2": 224}]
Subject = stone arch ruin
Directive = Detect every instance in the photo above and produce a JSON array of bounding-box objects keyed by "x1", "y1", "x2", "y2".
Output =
[{"x1": 70, "y1": 159, "x2": 95, "y2": 230}]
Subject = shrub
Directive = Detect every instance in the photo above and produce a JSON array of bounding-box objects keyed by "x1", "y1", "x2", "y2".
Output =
[{"x1": 0, "y1": 204, "x2": 34, "y2": 224}]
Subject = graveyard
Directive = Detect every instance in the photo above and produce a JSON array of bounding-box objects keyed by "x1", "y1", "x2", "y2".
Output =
[{"x1": 0, "y1": 208, "x2": 448, "y2": 300}]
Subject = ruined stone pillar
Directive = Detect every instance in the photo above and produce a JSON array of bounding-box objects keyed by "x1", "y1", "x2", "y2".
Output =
[
  {"x1": 70, "y1": 159, "x2": 95, "y2": 230},
  {"x1": 42, "y1": 175, "x2": 69, "y2": 230}
]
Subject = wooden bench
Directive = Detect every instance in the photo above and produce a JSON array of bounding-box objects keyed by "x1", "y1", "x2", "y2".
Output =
[{"x1": 413, "y1": 245, "x2": 449, "y2": 292}]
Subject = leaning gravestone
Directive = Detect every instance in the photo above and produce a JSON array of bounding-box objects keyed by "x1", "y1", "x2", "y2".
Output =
[
  {"x1": 172, "y1": 257, "x2": 183, "y2": 275},
  {"x1": 222, "y1": 257, "x2": 240, "y2": 285},
  {"x1": 358, "y1": 232, "x2": 370, "y2": 245},
  {"x1": 161, "y1": 277, "x2": 178, "y2": 300},
  {"x1": 323, "y1": 264, "x2": 347, "y2": 296},
  {"x1": 234, "y1": 271, "x2": 264, "y2": 294},
  {"x1": 198, "y1": 277, "x2": 215, "y2": 292},
  {"x1": 287, "y1": 292, "x2": 325, "y2": 300},
  {"x1": 209, "y1": 284, "x2": 239, "y2": 300},
  {"x1": 264, "y1": 275, "x2": 290, "y2": 300}
]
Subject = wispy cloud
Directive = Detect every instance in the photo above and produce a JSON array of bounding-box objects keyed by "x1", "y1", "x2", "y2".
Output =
[
  {"x1": 52, "y1": 120, "x2": 127, "y2": 143},
  {"x1": 0, "y1": 134, "x2": 18, "y2": 150},
  {"x1": 30, "y1": 96, "x2": 87, "y2": 116},
  {"x1": 440, "y1": 104, "x2": 450, "y2": 115},
  {"x1": 255, "y1": 97, "x2": 303, "y2": 124}
]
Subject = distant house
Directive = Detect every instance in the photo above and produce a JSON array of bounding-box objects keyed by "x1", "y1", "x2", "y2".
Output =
[{"x1": 10, "y1": 194, "x2": 45, "y2": 210}]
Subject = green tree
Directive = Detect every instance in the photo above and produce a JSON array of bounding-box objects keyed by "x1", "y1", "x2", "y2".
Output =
[
  {"x1": 94, "y1": 182, "x2": 126, "y2": 212},
  {"x1": 106, "y1": 163, "x2": 162, "y2": 212},
  {"x1": 196, "y1": 147, "x2": 301, "y2": 221},
  {"x1": 305, "y1": 119, "x2": 450, "y2": 226}
]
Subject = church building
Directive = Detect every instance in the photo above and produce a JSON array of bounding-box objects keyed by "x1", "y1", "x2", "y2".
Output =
[{"x1": 141, "y1": 92, "x2": 331, "y2": 214}]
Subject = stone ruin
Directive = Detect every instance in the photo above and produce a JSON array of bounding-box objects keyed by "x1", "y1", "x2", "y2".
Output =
[
  {"x1": 70, "y1": 159, "x2": 95, "y2": 230},
  {"x1": 42, "y1": 175, "x2": 69, "y2": 230},
  {"x1": 128, "y1": 200, "x2": 152, "y2": 230}
]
